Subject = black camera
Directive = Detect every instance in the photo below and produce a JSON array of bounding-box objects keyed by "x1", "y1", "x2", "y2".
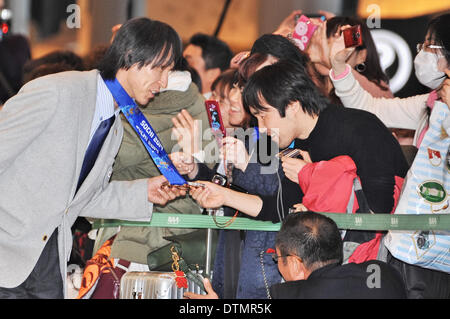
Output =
[{"x1": 0, "y1": 9, "x2": 12, "y2": 41}]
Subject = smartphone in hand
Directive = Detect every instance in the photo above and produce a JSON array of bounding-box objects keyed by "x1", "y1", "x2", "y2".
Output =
[
  {"x1": 292, "y1": 15, "x2": 318, "y2": 51},
  {"x1": 276, "y1": 148, "x2": 303, "y2": 159},
  {"x1": 205, "y1": 100, "x2": 226, "y2": 139}
]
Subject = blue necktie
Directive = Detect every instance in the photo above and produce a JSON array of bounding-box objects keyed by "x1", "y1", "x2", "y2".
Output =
[{"x1": 76, "y1": 115, "x2": 116, "y2": 193}]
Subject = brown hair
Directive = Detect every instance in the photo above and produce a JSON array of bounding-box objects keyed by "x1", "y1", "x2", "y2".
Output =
[
  {"x1": 237, "y1": 53, "x2": 270, "y2": 87},
  {"x1": 211, "y1": 68, "x2": 238, "y2": 99}
]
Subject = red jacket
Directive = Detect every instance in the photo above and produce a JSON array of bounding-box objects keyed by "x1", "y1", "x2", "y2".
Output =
[
  {"x1": 298, "y1": 156, "x2": 361, "y2": 214},
  {"x1": 297, "y1": 155, "x2": 404, "y2": 263}
]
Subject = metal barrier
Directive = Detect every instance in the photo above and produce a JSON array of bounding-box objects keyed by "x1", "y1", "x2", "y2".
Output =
[{"x1": 93, "y1": 212, "x2": 450, "y2": 232}]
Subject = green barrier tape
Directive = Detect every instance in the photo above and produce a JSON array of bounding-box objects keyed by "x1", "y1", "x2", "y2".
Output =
[{"x1": 92, "y1": 213, "x2": 450, "y2": 232}]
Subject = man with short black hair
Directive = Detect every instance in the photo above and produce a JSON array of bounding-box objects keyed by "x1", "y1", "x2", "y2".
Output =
[
  {"x1": 270, "y1": 212, "x2": 406, "y2": 299},
  {"x1": 183, "y1": 33, "x2": 233, "y2": 98},
  {"x1": 242, "y1": 60, "x2": 409, "y2": 231},
  {"x1": 185, "y1": 211, "x2": 406, "y2": 299}
]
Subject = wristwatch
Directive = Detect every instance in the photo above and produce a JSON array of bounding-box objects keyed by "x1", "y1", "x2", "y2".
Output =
[{"x1": 211, "y1": 173, "x2": 248, "y2": 194}]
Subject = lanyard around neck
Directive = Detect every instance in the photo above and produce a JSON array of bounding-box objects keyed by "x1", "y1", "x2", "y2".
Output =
[{"x1": 103, "y1": 78, "x2": 187, "y2": 185}]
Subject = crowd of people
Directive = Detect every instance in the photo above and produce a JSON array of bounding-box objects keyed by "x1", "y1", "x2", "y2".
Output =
[{"x1": 0, "y1": 6, "x2": 449, "y2": 300}]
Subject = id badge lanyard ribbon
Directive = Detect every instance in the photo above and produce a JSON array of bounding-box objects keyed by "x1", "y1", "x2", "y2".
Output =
[{"x1": 104, "y1": 78, "x2": 187, "y2": 185}]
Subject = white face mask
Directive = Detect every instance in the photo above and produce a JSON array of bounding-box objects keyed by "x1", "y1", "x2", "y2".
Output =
[{"x1": 414, "y1": 49, "x2": 446, "y2": 90}]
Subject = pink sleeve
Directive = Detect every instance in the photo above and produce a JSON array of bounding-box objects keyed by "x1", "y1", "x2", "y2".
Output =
[{"x1": 331, "y1": 64, "x2": 351, "y2": 80}]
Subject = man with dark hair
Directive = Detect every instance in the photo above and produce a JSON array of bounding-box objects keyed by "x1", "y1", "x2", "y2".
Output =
[
  {"x1": 270, "y1": 212, "x2": 406, "y2": 299},
  {"x1": 0, "y1": 17, "x2": 185, "y2": 299},
  {"x1": 185, "y1": 211, "x2": 406, "y2": 299},
  {"x1": 183, "y1": 33, "x2": 233, "y2": 98},
  {"x1": 241, "y1": 60, "x2": 409, "y2": 223}
]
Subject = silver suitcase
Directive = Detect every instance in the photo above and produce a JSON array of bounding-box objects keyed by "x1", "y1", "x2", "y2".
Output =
[{"x1": 120, "y1": 271, "x2": 206, "y2": 299}]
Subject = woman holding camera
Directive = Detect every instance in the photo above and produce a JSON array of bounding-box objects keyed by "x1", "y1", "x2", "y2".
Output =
[
  {"x1": 328, "y1": 13, "x2": 450, "y2": 299},
  {"x1": 328, "y1": 13, "x2": 450, "y2": 148}
]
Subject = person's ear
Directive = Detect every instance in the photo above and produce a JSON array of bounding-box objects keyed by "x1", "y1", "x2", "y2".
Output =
[
  {"x1": 289, "y1": 256, "x2": 307, "y2": 281},
  {"x1": 286, "y1": 101, "x2": 301, "y2": 117}
]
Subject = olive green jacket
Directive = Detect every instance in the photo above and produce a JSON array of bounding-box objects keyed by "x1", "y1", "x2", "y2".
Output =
[{"x1": 94, "y1": 82, "x2": 214, "y2": 264}]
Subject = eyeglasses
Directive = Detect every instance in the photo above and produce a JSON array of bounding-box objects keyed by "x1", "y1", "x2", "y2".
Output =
[
  {"x1": 271, "y1": 253, "x2": 302, "y2": 263},
  {"x1": 416, "y1": 43, "x2": 444, "y2": 53}
]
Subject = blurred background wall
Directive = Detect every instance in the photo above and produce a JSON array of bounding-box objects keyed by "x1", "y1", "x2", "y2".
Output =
[
  {"x1": 5, "y1": 0, "x2": 346, "y2": 56},
  {"x1": 2, "y1": 0, "x2": 450, "y2": 97}
]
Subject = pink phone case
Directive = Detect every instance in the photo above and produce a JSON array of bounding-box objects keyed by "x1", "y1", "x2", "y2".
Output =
[{"x1": 292, "y1": 15, "x2": 318, "y2": 51}]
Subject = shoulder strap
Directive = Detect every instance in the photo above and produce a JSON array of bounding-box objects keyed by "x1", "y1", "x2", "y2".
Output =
[
  {"x1": 347, "y1": 178, "x2": 373, "y2": 214},
  {"x1": 353, "y1": 178, "x2": 373, "y2": 214}
]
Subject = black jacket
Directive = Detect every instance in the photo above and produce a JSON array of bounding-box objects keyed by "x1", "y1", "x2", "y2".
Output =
[{"x1": 270, "y1": 260, "x2": 406, "y2": 299}]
